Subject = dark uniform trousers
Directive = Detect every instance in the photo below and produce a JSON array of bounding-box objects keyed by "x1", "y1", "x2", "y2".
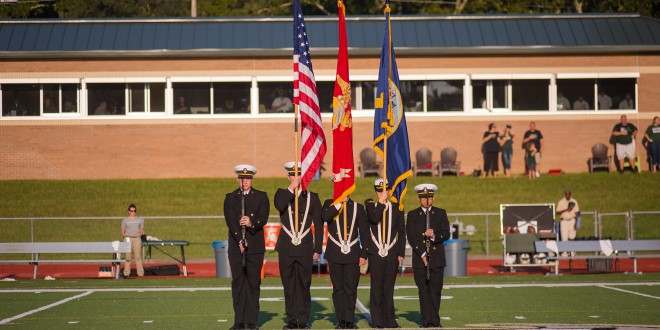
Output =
[
  {"x1": 406, "y1": 206, "x2": 450, "y2": 327},
  {"x1": 367, "y1": 255, "x2": 400, "y2": 328},
  {"x1": 365, "y1": 201, "x2": 406, "y2": 328},
  {"x1": 279, "y1": 254, "x2": 313, "y2": 324},
  {"x1": 223, "y1": 188, "x2": 270, "y2": 327},
  {"x1": 274, "y1": 189, "x2": 323, "y2": 326},
  {"x1": 321, "y1": 198, "x2": 368, "y2": 325},
  {"x1": 228, "y1": 252, "x2": 264, "y2": 325},
  {"x1": 328, "y1": 260, "x2": 361, "y2": 323}
]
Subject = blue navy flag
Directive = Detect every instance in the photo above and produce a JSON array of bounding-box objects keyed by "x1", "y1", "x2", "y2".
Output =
[
  {"x1": 293, "y1": 0, "x2": 326, "y2": 191},
  {"x1": 373, "y1": 4, "x2": 412, "y2": 208}
]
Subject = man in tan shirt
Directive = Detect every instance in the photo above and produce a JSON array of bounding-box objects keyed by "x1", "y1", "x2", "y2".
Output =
[{"x1": 556, "y1": 189, "x2": 579, "y2": 243}]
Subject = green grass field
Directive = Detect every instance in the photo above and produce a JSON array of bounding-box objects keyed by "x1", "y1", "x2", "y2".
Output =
[
  {"x1": 1, "y1": 275, "x2": 659, "y2": 329},
  {"x1": 1, "y1": 173, "x2": 659, "y2": 259}
]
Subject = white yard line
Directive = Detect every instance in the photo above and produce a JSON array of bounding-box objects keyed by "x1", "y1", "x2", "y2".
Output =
[
  {"x1": 0, "y1": 282, "x2": 658, "y2": 294},
  {"x1": 598, "y1": 285, "x2": 660, "y2": 300},
  {"x1": 0, "y1": 290, "x2": 93, "y2": 325},
  {"x1": 355, "y1": 298, "x2": 372, "y2": 324}
]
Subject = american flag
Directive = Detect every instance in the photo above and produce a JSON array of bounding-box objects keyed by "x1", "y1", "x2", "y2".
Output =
[{"x1": 293, "y1": 0, "x2": 326, "y2": 190}]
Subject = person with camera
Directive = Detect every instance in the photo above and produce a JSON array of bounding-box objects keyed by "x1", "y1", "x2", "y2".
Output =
[
  {"x1": 121, "y1": 204, "x2": 144, "y2": 277},
  {"x1": 482, "y1": 123, "x2": 501, "y2": 177},
  {"x1": 499, "y1": 124, "x2": 515, "y2": 177}
]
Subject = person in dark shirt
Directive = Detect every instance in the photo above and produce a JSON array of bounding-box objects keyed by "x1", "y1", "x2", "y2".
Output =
[{"x1": 612, "y1": 115, "x2": 638, "y2": 173}]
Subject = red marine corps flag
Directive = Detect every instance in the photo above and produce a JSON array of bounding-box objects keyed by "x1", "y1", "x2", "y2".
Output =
[{"x1": 331, "y1": 0, "x2": 355, "y2": 204}]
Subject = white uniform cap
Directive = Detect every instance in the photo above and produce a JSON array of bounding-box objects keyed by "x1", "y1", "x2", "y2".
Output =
[
  {"x1": 283, "y1": 162, "x2": 302, "y2": 175},
  {"x1": 234, "y1": 164, "x2": 257, "y2": 178},
  {"x1": 374, "y1": 178, "x2": 389, "y2": 191},
  {"x1": 414, "y1": 183, "x2": 438, "y2": 197}
]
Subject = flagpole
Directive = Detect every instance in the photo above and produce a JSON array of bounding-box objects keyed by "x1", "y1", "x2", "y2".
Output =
[
  {"x1": 294, "y1": 104, "x2": 300, "y2": 234},
  {"x1": 381, "y1": 0, "x2": 393, "y2": 245}
]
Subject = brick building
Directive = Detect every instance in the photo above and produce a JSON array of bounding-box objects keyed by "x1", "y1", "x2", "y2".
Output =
[{"x1": 1, "y1": 14, "x2": 659, "y2": 179}]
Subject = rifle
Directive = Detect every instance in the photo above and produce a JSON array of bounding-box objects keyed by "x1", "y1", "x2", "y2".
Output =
[
  {"x1": 425, "y1": 209, "x2": 431, "y2": 282},
  {"x1": 239, "y1": 181, "x2": 247, "y2": 271}
]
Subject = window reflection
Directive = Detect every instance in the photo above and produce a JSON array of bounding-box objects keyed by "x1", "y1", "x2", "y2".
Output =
[{"x1": 427, "y1": 80, "x2": 463, "y2": 112}]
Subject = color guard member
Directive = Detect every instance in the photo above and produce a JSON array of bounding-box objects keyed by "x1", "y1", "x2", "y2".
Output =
[
  {"x1": 405, "y1": 184, "x2": 450, "y2": 328},
  {"x1": 321, "y1": 195, "x2": 368, "y2": 329},
  {"x1": 364, "y1": 178, "x2": 406, "y2": 328},
  {"x1": 223, "y1": 165, "x2": 270, "y2": 330},
  {"x1": 274, "y1": 162, "x2": 324, "y2": 329}
]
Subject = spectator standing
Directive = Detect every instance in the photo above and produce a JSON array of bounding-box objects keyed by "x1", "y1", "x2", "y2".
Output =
[
  {"x1": 556, "y1": 189, "x2": 580, "y2": 252},
  {"x1": 612, "y1": 115, "x2": 638, "y2": 173},
  {"x1": 174, "y1": 95, "x2": 191, "y2": 114},
  {"x1": 573, "y1": 96, "x2": 589, "y2": 110},
  {"x1": 224, "y1": 165, "x2": 270, "y2": 330},
  {"x1": 644, "y1": 116, "x2": 660, "y2": 173},
  {"x1": 121, "y1": 204, "x2": 144, "y2": 277},
  {"x1": 522, "y1": 121, "x2": 544, "y2": 177},
  {"x1": 499, "y1": 124, "x2": 515, "y2": 177},
  {"x1": 525, "y1": 143, "x2": 538, "y2": 180},
  {"x1": 482, "y1": 123, "x2": 501, "y2": 177},
  {"x1": 271, "y1": 88, "x2": 294, "y2": 113},
  {"x1": 557, "y1": 92, "x2": 571, "y2": 110},
  {"x1": 43, "y1": 97, "x2": 57, "y2": 113},
  {"x1": 94, "y1": 100, "x2": 109, "y2": 115},
  {"x1": 619, "y1": 93, "x2": 634, "y2": 109},
  {"x1": 598, "y1": 91, "x2": 612, "y2": 110}
]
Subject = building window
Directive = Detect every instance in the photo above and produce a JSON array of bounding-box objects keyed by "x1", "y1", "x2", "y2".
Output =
[
  {"x1": 472, "y1": 80, "x2": 508, "y2": 110},
  {"x1": 259, "y1": 82, "x2": 293, "y2": 113},
  {"x1": 557, "y1": 79, "x2": 594, "y2": 111},
  {"x1": 212, "y1": 82, "x2": 250, "y2": 114},
  {"x1": 598, "y1": 78, "x2": 636, "y2": 110},
  {"x1": 149, "y1": 83, "x2": 166, "y2": 112},
  {"x1": 40, "y1": 83, "x2": 79, "y2": 114},
  {"x1": 359, "y1": 82, "x2": 376, "y2": 110},
  {"x1": 172, "y1": 82, "x2": 210, "y2": 114},
  {"x1": 88, "y1": 83, "x2": 125, "y2": 115},
  {"x1": 128, "y1": 84, "x2": 146, "y2": 113},
  {"x1": 2, "y1": 84, "x2": 40, "y2": 116},
  {"x1": 512, "y1": 80, "x2": 549, "y2": 111},
  {"x1": 427, "y1": 80, "x2": 463, "y2": 112}
]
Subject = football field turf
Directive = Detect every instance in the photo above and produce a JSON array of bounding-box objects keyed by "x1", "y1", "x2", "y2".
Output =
[{"x1": 1, "y1": 275, "x2": 659, "y2": 329}]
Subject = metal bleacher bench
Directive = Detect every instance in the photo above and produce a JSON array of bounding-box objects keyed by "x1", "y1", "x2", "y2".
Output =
[
  {"x1": 0, "y1": 241, "x2": 131, "y2": 280},
  {"x1": 534, "y1": 239, "x2": 660, "y2": 275}
]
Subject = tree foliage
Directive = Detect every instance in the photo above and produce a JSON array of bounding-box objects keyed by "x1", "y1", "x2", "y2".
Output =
[{"x1": 0, "y1": 0, "x2": 658, "y2": 19}]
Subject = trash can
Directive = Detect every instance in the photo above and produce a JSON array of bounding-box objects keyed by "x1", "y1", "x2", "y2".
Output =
[
  {"x1": 212, "y1": 241, "x2": 231, "y2": 278},
  {"x1": 444, "y1": 239, "x2": 468, "y2": 277}
]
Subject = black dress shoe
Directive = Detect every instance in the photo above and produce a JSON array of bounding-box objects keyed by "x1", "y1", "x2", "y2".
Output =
[
  {"x1": 282, "y1": 322, "x2": 296, "y2": 330},
  {"x1": 335, "y1": 321, "x2": 345, "y2": 329},
  {"x1": 346, "y1": 321, "x2": 358, "y2": 329},
  {"x1": 245, "y1": 324, "x2": 258, "y2": 330},
  {"x1": 299, "y1": 323, "x2": 311, "y2": 329},
  {"x1": 230, "y1": 324, "x2": 243, "y2": 330}
]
